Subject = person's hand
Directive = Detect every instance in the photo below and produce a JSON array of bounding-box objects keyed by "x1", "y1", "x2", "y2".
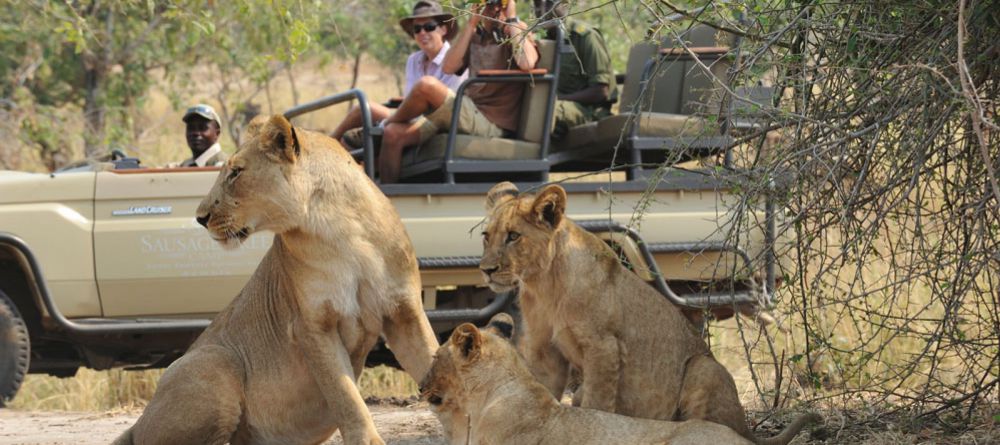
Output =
[
  {"x1": 505, "y1": 0, "x2": 517, "y2": 21},
  {"x1": 468, "y1": 2, "x2": 482, "y2": 28}
]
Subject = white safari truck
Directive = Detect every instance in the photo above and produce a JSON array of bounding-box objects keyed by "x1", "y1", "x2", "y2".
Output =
[{"x1": 0, "y1": 22, "x2": 777, "y2": 406}]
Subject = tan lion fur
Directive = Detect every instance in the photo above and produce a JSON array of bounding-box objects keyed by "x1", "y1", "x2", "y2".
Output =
[
  {"x1": 420, "y1": 316, "x2": 754, "y2": 445},
  {"x1": 478, "y1": 182, "x2": 819, "y2": 445},
  {"x1": 113, "y1": 115, "x2": 439, "y2": 445}
]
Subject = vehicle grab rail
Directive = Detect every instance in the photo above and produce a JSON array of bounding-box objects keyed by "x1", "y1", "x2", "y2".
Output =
[
  {"x1": 574, "y1": 219, "x2": 772, "y2": 308},
  {"x1": 283, "y1": 88, "x2": 376, "y2": 179}
]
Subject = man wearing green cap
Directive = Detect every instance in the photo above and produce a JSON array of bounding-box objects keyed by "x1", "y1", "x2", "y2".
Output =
[
  {"x1": 534, "y1": 0, "x2": 616, "y2": 140},
  {"x1": 179, "y1": 104, "x2": 229, "y2": 167}
]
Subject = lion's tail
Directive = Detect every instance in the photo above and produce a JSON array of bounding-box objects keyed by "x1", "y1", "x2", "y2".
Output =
[
  {"x1": 755, "y1": 412, "x2": 822, "y2": 445},
  {"x1": 110, "y1": 427, "x2": 134, "y2": 445}
]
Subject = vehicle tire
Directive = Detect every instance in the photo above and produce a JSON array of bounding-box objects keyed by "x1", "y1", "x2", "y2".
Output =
[{"x1": 0, "y1": 290, "x2": 30, "y2": 407}]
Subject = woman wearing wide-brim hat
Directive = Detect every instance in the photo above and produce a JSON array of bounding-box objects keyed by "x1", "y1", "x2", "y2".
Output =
[
  {"x1": 398, "y1": 0, "x2": 459, "y2": 42},
  {"x1": 331, "y1": 0, "x2": 467, "y2": 147}
]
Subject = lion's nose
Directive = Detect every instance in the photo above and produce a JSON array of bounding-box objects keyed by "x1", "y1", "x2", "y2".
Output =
[
  {"x1": 480, "y1": 265, "x2": 499, "y2": 276},
  {"x1": 196, "y1": 214, "x2": 211, "y2": 228}
]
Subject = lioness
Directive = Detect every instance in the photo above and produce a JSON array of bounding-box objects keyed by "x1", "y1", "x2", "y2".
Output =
[
  {"x1": 113, "y1": 115, "x2": 439, "y2": 445},
  {"x1": 420, "y1": 315, "x2": 753, "y2": 445},
  {"x1": 479, "y1": 182, "x2": 819, "y2": 445}
]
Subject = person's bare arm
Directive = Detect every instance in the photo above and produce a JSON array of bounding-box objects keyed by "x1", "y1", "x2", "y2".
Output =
[
  {"x1": 502, "y1": 1, "x2": 538, "y2": 70},
  {"x1": 443, "y1": 9, "x2": 478, "y2": 74}
]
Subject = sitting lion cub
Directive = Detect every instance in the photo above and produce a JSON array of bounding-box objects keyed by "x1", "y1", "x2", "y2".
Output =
[
  {"x1": 113, "y1": 115, "x2": 439, "y2": 445},
  {"x1": 479, "y1": 182, "x2": 819, "y2": 445},
  {"x1": 421, "y1": 314, "x2": 753, "y2": 445}
]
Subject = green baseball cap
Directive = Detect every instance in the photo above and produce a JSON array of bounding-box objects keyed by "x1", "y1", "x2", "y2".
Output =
[{"x1": 182, "y1": 104, "x2": 221, "y2": 126}]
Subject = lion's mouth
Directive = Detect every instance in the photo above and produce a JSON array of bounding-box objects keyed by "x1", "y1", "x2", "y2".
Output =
[
  {"x1": 419, "y1": 384, "x2": 443, "y2": 406},
  {"x1": 485, "y1": 276, "x2": 518, "y2": 292},
  {"x1": 209, "y1": 226, "x2": 252, "y2": 245},
  {"x1": 234, "y1": 227, "x2": 250, "y2": 241}
]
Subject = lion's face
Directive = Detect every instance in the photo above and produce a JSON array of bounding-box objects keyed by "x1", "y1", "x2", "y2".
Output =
[
  {"x1": 420, "y1": 314, "x2": 516, "y2": 408},
  {"x1": 196, "y1": 115, "x2": 308, "y2": 248},
  {"x1": 420, "y1": 336, "x2": 463, "y2": 408},
  {"x1": 479, "y1": 182, "x2": 568, "y2": 292}
]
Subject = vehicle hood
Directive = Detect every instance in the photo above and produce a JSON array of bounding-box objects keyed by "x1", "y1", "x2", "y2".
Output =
[{"x1": 0, "y1": 170, "x2": 96, "y2": 205}]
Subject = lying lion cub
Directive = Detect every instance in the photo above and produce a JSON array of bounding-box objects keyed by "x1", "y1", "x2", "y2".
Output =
[
  {"x1": 421, "y1": 315, "x2": 753, "y2": 445},
  {"x1": 479, "y1": 182, "x2": 819, "y2": 445},
  {"x1": 113, "y1": 116, "x2": 439, "y2": 445}
]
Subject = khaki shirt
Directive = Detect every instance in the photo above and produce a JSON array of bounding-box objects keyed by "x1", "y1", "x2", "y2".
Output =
[
  {"x1": 552, "y1": 18, "x2": 616, "y2": 118},
  {"x1": 462, "y1": 27, "x2": 536, "y2": 132},
  {"x1": 180, "y1": 143, "x2": 229, "y2": 167}
]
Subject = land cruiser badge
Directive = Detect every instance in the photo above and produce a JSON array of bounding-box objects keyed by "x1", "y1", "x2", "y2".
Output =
[{"x1": 112, "y1": 206, "x2": 173, "y2": 216}]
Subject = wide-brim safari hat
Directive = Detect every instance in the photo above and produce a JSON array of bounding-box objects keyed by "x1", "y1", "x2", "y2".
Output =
[{"x1": 399, "y1": 1, "x2": 457, "y2": 41}]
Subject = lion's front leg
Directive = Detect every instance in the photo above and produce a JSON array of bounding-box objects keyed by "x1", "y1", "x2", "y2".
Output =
[
  {"x1": 577, "y1": 335, "x2": 621, "y2": 413},
  {"x1": 382, "y1": 295, "x2": 438, "y2": 382},
  {"x1": 520, "y1": 320, "x2": 570, "y2": 399},
  {"x1": 295, "y1": 319, "x2": 384, "y2": 445}
]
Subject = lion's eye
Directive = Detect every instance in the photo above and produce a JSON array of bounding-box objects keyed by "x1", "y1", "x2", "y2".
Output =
[
  {"x1": 227, "y1": 167, "x2": 243, "y2": 181},
  {"x1": 506, "y1": 231, "x2": 520, "y2": 243},
  {"x1": 481, "y1": 231, "x2": 489, "y2": 243}
]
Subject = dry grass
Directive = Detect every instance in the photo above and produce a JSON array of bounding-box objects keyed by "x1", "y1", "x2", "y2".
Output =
[
  {"x1": 11, "y1": 366, "x2": 416, "y2": 412},
  {"x1": 12, "y1": 369, "x2": 163, "y2": 411}
]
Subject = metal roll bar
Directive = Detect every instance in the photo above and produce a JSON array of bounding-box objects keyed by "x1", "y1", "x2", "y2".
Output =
[
  {"x1": 574, "y1": 219, "x2": 770, "y2": 307},
  {"x1": 283, "y1": 88, "x2": 376, "y2": 179}
]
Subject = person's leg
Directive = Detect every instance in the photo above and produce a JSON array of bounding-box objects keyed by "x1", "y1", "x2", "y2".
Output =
[
  {"x1": 378, "y1": 121, "x2": 426, "y2": 184},
  {"x1": 331, "y1": 102, "x2": 392, "y2": 139},
  {"x1": 387, "y1": 76, "x2": 451, "y2": 124},
  {"x1": 551, "y1": 100, "x2": 588, "y2": 140}
]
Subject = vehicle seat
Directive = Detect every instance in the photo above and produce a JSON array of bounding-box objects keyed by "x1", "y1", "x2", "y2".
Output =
[
  {"x1": 549, "y1": 25, "x2": 736, "y2": 177},
  {"x1": 398, "y1": 35, "x2": 560, "y2": 183}
]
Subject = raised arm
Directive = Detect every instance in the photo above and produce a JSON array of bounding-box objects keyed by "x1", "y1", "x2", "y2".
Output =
[
  {"x1": 502, "y1": 0, "x2": 538, "y2": 70},
  {"x1": 443, "y1": 8, "x2": 478, "y2": 75}
]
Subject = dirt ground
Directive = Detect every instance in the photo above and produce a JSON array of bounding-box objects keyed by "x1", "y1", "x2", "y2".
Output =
[
  {"x1": 2, "y1": 401, "x2": 997, "y2": 444},
  {"x1": 0, "y1": 401, "x2": 446, "y2": 445}
]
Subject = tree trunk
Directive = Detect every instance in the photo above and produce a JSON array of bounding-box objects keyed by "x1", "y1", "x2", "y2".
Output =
[
  {"x1": 83, "y1": 8, "x2": 114, "y2": 159},
  {"x1": 83, "y1": 57, "x2": 106, "y2": 159},
  {"x1": 347, "y1": 50, "x2": 363, "y2": 109},
  {"x1": 286, "y1": 64, "x2": 299, "y2": 106}
]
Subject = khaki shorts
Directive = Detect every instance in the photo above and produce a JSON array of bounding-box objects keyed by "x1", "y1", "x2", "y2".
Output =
[{"x1": 419, "y1": 91, "x2": 505, "y2": 143}]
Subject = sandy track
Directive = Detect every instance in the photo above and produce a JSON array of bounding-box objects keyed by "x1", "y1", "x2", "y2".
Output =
[{"x1": 0, "y1": 402, "x2": 445, "y2": 445}]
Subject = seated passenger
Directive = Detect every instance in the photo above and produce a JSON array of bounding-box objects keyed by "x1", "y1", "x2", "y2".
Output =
[
  {"x1": 331, "y1": 0, "x2": 466, "y2": 147},
  {"x1": 179, "y1": 104, "x2": 228, "y2": 167},
  {"x1": 533, "y1": 0, "x2": 616, "y2": 140},
  {"x1": 377, "y1": 0, "x2": 539, "y2": 183}
]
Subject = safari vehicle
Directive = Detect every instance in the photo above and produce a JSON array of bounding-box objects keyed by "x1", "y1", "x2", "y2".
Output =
[{"x1": 0, "y1": 19, "x2": 778, "y2": 406}]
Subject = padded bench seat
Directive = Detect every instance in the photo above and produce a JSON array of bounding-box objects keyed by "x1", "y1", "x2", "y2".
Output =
[
  {"x1": 551, "y1": 112, "x2": 720, "y2": 160},
  {"x1": 404, "y1": 134, "x2": 542, "y2": 166}
]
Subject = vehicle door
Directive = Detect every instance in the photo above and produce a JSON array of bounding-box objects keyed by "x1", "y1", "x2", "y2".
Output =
[{"x1": 92, "y1": 168, "x2": 271, "y2": 317}]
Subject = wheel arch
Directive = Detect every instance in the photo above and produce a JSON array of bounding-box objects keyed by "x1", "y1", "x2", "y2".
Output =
[{"x1": 0, "y1": 237, "x2": 46, "y2": 336}]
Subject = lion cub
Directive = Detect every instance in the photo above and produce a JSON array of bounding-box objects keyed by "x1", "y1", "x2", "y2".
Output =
[
  {"x1": 421, "y1": 315, "x2": 753, "y2": 445},
  {"x1": 479, "y1": 182, "x2": 819, "y2": 445}
]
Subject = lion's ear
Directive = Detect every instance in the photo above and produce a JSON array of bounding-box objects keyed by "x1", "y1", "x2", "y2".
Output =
[
  {"x1": 530, "y1": 184, "x2": 567, "y2": 229},
  {"x1": 261, "y1": 115, "x2": 301, "y2": 163},
  {"x1": 485, "y1": 312, "x2": 514, "y2": 341},
  {"x1": 450, "y1": 323, "x2": 482, "y2": 360},
  {"x1": 486, "y1": 182, "x2": 519, "y2": 211},
  {"x1": 242, "y1": 115, "x2": 268, "y2": 142}
]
